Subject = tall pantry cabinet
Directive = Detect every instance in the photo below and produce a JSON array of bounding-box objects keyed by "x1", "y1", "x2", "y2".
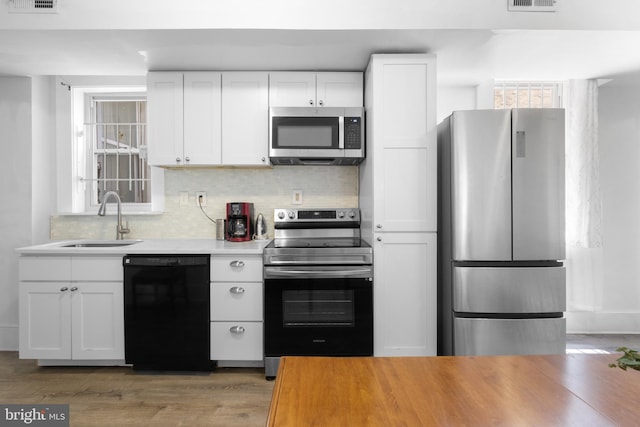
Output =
[{"x1": 360, "y1": 54, "x2": 437, "y2": 356}]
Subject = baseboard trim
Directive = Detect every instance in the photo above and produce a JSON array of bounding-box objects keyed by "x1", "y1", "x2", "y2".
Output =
[
  {"x1": 567, "y1": 311, "x2": 640, "y2": 333},
  {"x1": 0, "y1": 326, "x2": 18, "y2": 351}
]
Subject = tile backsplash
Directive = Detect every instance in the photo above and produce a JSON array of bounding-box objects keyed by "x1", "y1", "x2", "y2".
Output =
[{"x1": 51, "y1": 166, "x2": 359, "y2": 240}]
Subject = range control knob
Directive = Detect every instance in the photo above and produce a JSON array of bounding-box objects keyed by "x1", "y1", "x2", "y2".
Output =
[
  {"x1": 348, "y1": 211, "x2": 356, "y2": 219},
  {"x1": 338, "y1": 211, "x2": 345, "y2": 219},
  {"x1": 277, "y1": 211, "x2": 285, "y2": 220},
  {"x1": 288, "y1": 211, "x2": 295, "y2": 219}
]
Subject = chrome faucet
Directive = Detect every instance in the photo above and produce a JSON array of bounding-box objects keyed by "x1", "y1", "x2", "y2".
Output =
[{"x1": 98, "y1": 191, "x2": 130, "y2": 240}]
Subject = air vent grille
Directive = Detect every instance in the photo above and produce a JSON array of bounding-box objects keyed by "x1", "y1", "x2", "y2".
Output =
[
  {"x1": 9, "y1": 0, "x2": 58, "y2": 13},
  {"x1": 508, "y1": 0, "x2": 557, "y2": 12}
]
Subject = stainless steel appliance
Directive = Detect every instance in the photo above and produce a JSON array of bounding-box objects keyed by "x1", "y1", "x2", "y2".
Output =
[
  {"x1": 263, "y1": 208, "x2": 373, "y2": 379},
  {"x1": 123, "y1": 255, "x2": 212, "y2": 371},
  {"x1": 437, "y1": 109, "x2": 566, "y2": 356},
  {"x1": 269, "y1": 107, "x2": 365, "y2": 165},
  {"x1": 226, "y1": 202, "x2": 254, "y2": 242}
]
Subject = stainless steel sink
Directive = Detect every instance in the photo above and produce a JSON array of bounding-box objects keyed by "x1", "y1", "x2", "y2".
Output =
[{"x1": 62, "y1": 240, "x2": 142, "y2": 248}]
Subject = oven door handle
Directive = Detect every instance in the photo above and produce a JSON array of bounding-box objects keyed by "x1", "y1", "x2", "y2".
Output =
[{"x1": 264, "y1": 267, "x2": 372, "y2": 279}]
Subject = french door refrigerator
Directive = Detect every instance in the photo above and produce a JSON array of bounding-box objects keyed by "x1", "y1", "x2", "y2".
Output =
[{"x1": 437, "y1": 109, "x2": 566, "y2": 356}]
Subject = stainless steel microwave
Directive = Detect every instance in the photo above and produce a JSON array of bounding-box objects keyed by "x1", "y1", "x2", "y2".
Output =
[{"x1": 269, "y1": 107, "x2": 365, "y2": 165}]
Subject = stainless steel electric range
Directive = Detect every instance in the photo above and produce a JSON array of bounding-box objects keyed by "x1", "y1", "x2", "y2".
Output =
[{"x1": 263, "y1": 208, "x2": 373, "y2": 379}]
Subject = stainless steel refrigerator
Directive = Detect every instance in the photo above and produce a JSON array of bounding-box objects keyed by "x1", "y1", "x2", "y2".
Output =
[{"x1": 437, "y1": 109, "x2": 566, "y2": 356}]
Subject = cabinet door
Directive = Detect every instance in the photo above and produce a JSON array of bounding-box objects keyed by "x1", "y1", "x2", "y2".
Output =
[
  {"x1": 147, "y1": 72, "x2": 184, "y2": 166},
  {"x1": 19, "y1": 282, "x2": 71, "y2": 359},
  {"x1": 269, "y1": 72, "x2": 316, "y2": 107},
  {"x1": 368, "y1": 55, "x2": 437, "y2": 233},
  {"x1": 373, "y1": 233, "x2": 436, "y2": 357},
  {"x1": 222, "y1": 72, "x2": 269, "y2": 165},
  {"x1": 71, "y1": 282, "x2": 124, "y2": 360},
  {"x1": 184, "y1": 72, "x2": 222, "y2": 165},
  {"x1": 316, "y1": 72, "x2": 363, "y2": 107}
]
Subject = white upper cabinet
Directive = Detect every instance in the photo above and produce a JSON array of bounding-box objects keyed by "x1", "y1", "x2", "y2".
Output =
[
  {"x1": 184, "y1": 72, "x2": 222, "y2": 165},
  {"x1": 221, "y1": 72, "x2": 269, "y2": 166},
  {"x1": 360, "y1": 54, "x2": 437, "y2": 233},
  {"x1": 269, "y1": 72, "x2": 363, "y2": 107},
  {"x1": 147, "y1": 71, "x2": 222, "y2": 166},
  {"x1": 147, "y1": 72, "x2": 184, "y2": 166}
]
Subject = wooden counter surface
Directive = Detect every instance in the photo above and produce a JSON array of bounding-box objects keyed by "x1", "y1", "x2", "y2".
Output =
[{"x1": 266, "y1": 354, "x2": 638, "y2": 426}]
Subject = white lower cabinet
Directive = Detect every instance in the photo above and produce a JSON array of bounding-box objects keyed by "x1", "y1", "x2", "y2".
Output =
[
  {"x1": 210, "y1": 255, "x2": 264, "y2": 366},
  {"x1": 373, "y1": 233, "x2": 437, "y2": 356},
  {"x1": 18, "y1": 256, "x2": 124, "y2": 362}
]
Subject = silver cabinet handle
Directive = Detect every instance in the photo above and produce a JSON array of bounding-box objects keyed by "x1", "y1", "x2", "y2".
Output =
[
  {"x1": 229, "y1": 286, "x2": 245, "y2": 294},
  {"x1": 376, "y1": 224, "x2": 383, "y2": 229},
  {"x1": 377, "y1": 237, "x2": 382, "y2": 242},
  {"x1": 309, "y1": 99, "x2": 314, "y2": 105},
  {"x1": 230, "y1": 260, "x2": 245, "y2": 268},
  {"x1": 60, "y1": 287, "x2": 69, "y2": 292},
  {"x1": 319, "y1": 99, "x2": 324, "y2": 106},
  {"x1": 176, "y1": 157, "x2": 181, "y2": 163},
  {"x1": 230, "y1": 326, "x2": 245, "y2": 334},
  {"x1": 185, "y1": 156, "x2": 190, "y2": 163},
  {"x1": 70, "y1": 287, "x2": 78, "y2": 292}
]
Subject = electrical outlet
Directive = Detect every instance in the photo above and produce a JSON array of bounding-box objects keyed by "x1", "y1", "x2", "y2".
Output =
[
  {"x1": 292, "y1": 190, "x2": 303, "y2": 205},
  {"x1": 196, "y1": 191, "x2": 207, "y2": 207}
]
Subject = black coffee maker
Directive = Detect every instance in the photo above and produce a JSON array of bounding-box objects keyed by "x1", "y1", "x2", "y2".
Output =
[{"x1": 226, "y1": 202, "x2": 254, "y2": 242}]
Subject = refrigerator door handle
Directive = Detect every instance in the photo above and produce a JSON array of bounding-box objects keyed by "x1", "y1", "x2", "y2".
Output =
[{"x1": 516, "y1": 131, "x2": 526, "y2": 157}]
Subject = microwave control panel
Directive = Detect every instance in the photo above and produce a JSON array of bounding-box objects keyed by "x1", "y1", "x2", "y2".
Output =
[{"x1": 344, "y1": 117, "x2": 362, "y2": 149}]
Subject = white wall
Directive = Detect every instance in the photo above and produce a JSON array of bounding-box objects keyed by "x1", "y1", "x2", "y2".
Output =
[
  {"x1": 0, "y1": 77, "x2": 32, "y2": 349},
  {"x1": 31, "y1": 76, "x2": 56, "y2": 244},
  {"x1": 569, "y1": 80, "x2": 640, "y2": 332}
]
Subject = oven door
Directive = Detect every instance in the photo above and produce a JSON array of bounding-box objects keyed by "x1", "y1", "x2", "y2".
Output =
[{"x1": 264, "y1": 266, "x2": 373, "y2": 357}]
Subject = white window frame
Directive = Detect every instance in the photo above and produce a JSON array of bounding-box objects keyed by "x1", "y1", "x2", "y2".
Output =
[
  {"x1": 56, "y1": 77, "x2": 164, "y2": 215},
  {"x1": 84, "y1": 92, "x2": 150, "y2": 210}
]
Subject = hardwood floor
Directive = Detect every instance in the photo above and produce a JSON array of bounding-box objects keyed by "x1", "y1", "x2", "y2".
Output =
[
  {"x1": 0, "y1": 352, "x2": 274, "y2": 426},
  {"x1": 2, "y1": 335, "x2": 638, "y2": 426}
]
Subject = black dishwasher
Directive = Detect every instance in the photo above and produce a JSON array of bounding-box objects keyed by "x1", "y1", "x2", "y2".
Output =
[{"x1": 123, "y1": 255, "x2": 211, "y2": 371}]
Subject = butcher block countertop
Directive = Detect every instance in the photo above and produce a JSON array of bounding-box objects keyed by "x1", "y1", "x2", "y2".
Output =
[{"x1": 267, "y1": 354, "x2": 638, "y2": 427}]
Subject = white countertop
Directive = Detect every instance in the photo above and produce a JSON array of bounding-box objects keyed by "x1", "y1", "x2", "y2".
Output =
[{"x1": 16, "y1": 238, "x2": 272, "y2": 256}]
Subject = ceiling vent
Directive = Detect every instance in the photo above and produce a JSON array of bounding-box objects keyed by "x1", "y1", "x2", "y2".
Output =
[
  {"x1": 9, "y1": 0, "x2": 58, "y2": 14},
  {"x1": 508, "y1": 0, "x2": 557, "y2": 12}
]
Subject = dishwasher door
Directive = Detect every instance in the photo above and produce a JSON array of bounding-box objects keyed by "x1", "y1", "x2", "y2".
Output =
[{"x1": 123, "y1": 255, "x2": 211, "y2": 371}]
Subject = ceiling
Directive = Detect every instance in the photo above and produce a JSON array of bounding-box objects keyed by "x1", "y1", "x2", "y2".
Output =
[{"x1": 2, "y1": 28, "x2": 640, "y2": 85}]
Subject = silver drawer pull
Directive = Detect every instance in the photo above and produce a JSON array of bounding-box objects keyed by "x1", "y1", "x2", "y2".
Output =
[
  {"x1": 229, "y1": 286, "x2": 245, "y2": 294},
  {"x1": 60, "y1": 287, "x2": 69, "y2": 292},
  {"x1": 70, "y1": 287, "x2": 78, "y2": 292},
  {"x1": 230, "y1": 260, "x2": 245, "y2": 268},
  {"x1": 229, "y1": 326, "x2": 245, "y2": 334}
]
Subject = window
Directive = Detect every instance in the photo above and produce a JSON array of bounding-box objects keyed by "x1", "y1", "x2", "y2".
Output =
[
  {"x1": 64, "y1": 82, "x2": 162, "y2": 214},
  {"x1": 494, "y1": 81, "x2": 564, "y2": 109},
  {"x1": 85, "y1": 95, "x2": 150, "y2": 205}
]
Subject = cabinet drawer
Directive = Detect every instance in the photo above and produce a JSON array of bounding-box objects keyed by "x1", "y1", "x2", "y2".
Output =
[
  {"x1": 19, "y1": 257, "x2": 71, "y2": 281},
  {"x1": 210, "y1": 322, "x2": 263, "y2": 361},
  {"x1": 72, "y1": 257, "x2": 123, "y2": 281},
  {"x1": 210, "y1": 283, "x2": 262, "y2": 321},
  {"x1": 211, "y1": 255, "x2": 262, "y2": 282}
]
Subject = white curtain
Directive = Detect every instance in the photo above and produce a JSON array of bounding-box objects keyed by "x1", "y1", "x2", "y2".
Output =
[{"x1": 565, "y1": 79, "x2": 604, "y2": 314}]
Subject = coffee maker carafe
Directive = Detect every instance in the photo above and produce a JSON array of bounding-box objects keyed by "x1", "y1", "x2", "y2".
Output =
[{"x1": 226, "y1": 202, "x2": 254, "y2": 242}]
